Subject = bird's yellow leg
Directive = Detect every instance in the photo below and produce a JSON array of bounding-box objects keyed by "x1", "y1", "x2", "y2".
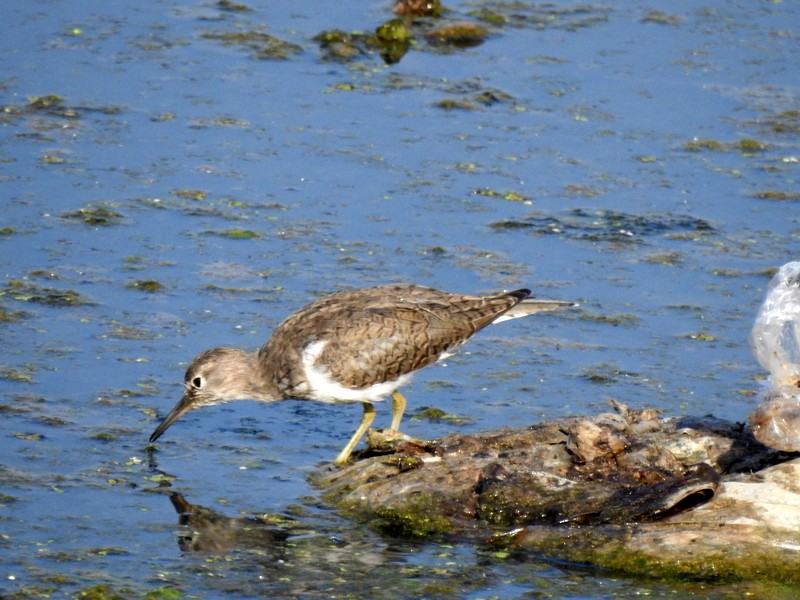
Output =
[
  {"x1": 390, "y1": 391, "x2": 407, "y2": 432},
  {"x1": 334, "y1": 402, "x2": 376, "y2": 466}
]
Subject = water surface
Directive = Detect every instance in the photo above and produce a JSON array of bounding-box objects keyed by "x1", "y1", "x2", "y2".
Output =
[{"x1": 1, "y1": 0, "x2": 798, "y2": 597}]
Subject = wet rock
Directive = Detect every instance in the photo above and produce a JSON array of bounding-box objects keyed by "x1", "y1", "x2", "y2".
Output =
[
  {"x1": 504, "y1": 457, "x2": 800, "y2": 585},
  {"x1": 313, "y1": 401, "x2": 800, "y2": 584}
]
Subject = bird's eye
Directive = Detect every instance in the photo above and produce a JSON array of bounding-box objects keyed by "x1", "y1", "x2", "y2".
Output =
[{"x1": 191, "y1": 376, "x2": 203, "y2": 389}]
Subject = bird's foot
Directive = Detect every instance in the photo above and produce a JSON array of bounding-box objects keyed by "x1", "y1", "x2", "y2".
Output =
[{"x1": 364, "y1": 428, "x2": 427, "y2": 457}]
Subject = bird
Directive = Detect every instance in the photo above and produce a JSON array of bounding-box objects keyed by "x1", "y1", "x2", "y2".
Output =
[{"x1": 148, "y1": 283, "x2": 575, "y2": 465}]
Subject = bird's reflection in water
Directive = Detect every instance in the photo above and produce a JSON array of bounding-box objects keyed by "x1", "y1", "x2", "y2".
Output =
[
  {"x1": 155, "y1": 489, "x2": 424, "y2": 596},
  {"x1": 167, "y1": 492, "x2": 291, "y2": 555},
  {"x1": 146, "y1": 453, "x2": 428, "y2": 595}
]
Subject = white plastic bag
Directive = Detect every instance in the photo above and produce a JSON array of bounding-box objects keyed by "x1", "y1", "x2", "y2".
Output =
[
  {"x1": 748, "y1": 262, "x2": 800, "y2": 451},
  {"x1": 750, "y1": 261, "x2": 800, "y2": 387}
]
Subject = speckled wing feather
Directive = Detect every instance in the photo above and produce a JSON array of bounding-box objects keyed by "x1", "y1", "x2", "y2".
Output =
[{"x1": 262, "y1": 285, "x2": 531, "y2": 391}]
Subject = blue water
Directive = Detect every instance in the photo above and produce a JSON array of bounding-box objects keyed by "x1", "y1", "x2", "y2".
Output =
[{"x1": 1, "y1": 0, "x2": 798, "y2": 597}]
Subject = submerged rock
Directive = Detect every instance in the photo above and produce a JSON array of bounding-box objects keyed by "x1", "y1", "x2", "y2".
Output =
[{"x1": 314, "y1": 400, "x2": 800, "y2": 585}]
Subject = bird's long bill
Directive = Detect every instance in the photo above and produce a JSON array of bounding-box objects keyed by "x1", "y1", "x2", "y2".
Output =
[{"x1": 149, "y1": 395, "x2": 194, "y2": 443}]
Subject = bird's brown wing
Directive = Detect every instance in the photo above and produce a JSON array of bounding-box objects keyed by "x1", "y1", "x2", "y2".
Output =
[{"x1": 315, "y1": 293, "x2": 526, "y2": 388}]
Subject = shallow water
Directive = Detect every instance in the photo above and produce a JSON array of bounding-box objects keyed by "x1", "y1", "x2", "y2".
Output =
[{"x1": 1, "y1": 0, "x2": 798, "y2": 597}]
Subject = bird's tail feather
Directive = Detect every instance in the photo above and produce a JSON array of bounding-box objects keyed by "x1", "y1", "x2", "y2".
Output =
[{"x1": 494, "y1": 298, "x2": 577, "y2": 323}]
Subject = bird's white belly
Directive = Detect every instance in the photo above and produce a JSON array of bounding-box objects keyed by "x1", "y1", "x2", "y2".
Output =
[{"x1": 300, "y1": 340, "x2": 413, "y2": 404}]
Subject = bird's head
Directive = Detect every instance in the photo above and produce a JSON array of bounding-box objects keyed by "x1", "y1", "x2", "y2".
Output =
[{"x1": 149, "y1": 347, "x2": 257, "y2": 443}]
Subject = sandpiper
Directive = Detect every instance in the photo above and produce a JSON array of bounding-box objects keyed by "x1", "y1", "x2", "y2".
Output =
[{"x1": 149, "y1": 284, "x2": 575, "y2": 465}]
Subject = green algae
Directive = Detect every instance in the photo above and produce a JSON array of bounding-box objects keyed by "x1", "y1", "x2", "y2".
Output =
[
  {"x1": 202, "y1": 283, "x2": 256, "y2": 294},
  {"x1": 1, "y1": 281, "x2": 94, "y2": 306},
  {"x1": 489, "y1": 209, "x2": 713, "y2": 246},
  {"x1": 683, "y1": 137, "x2": 770, "y2": 153},
  {"x1": 329, "y1": 82, "x2": 357, "y2": 92},
  {"x1": 314, "y1": 29, "x2": 375, "y2": 62},
  {"x1": 1, "y1": 94, "x2": 121, "y2": 123},
  {"x1": 145, "y1": 588, "x2": 183, "y2": 600},
  {"x1": 1, "y1": 366, "x2": 35, "y2": 383},
  {"x1": 28, "y1": 269, "x2": 59, "y2": 280},
  {"x1": 171, "y1": 188, "x2": 207, "y2": 201},
  {"x1": 126, "y1": 280, "x2": 165, "y2": 293},
  {"x1": 0, "y1": 308, "x2": 27, "y2": 322},
  {"x1": 72, "y1": 583, "x2": 131, "y2": 600},
  {"x1": 411, "y1": 406, "x2": 475, "y2": 425},
  {"x1": 319, "y1": 479, "x2": 452, "y2": 538},
  {"x1": 469, "y1": 8, "x2": 508, "y2": 25},
  {"x1": 711, "y1": 268, "x2": 741, "y2": 277},
  {"x1": 580, "y1": 312, "x2": 639, "y2": 326},
  {"x1": 494, "y1": 527, "x2": 800, "y2": 588},
  {"x1": 37, "y1": 415, "x2": 69, "y2": 427},
  {"x1": 318, "y1": 15, "x2": 486, "y2": 64},
  {"x1": 208, "y1": 228, "x2": 262, "y2": 239},
  {"x1": 375, "y1": 19, "x2": 413, "y2": 44},
  {"x1": 472, "y1": 188, "x2": 533, "y2": 205},
  {"x1": 434, "y1": 97, "x2": 481, "y2": 111},
  {"x1": 436, "y1": 81, "x2": 516, "y2": 111},
  {"x1": 752, "y1": 191, "x2": 800, "y2": 201},
  {"x1": 684, "y1": 332, "x2": 716, "y2": 342},
  {"x1": 412, "y1": 406, "x2": 447, "y2": 421},
  {"x1": 136, "y1": 193, "x2": 284, "y2": 222},
  {"x1": 423, "y1": 245, "x2": 447, "y2": 256},
  {"x1": 189, "y1": 116, "x2": 250, "y2": 129},
  {"x1": 580, "y1": 363, "x2": 639, "y2": 384},
  {"x1": 61, "y1": 205, "x2": 124, "y2": 226},
  {"x1": 369, "y1": 493, "x2": 452, "y2": 537},
  {"x1": 41, "y1": 153, "x2": 68, "y2": 164},
  {"x1": 738, "y1": 138, "x2": 767, "y2": 152},
  {"x1": 641, "y1": 10, "x2": 682, "y2": 25},
  {"x1": 424, "y1": 21, "x2": 489, "y2": 48},
  {"x1": 201, "y1": 31, "x2": 302, "y2": 60},
  {"x1": 755, "y1": 108, "x2": 800, "y2": 135},
  {"x1": 435, "y1": 89, "x2": 515, "y2": 110},
  {"x1": 107, "y1": 325, "x2": 156, "y2": 341},
  {"x1": 217, "y1": 0, "x2": 252, "y2": 12},
  {"x1": 27, "y1": 94, "x2": 66, "y2": 110},
  {"x1": 374, "y1": 19, "x2": 413, "y2": 64},
  {"x1": 642, "y1": 251, "x2": 684, "y2": 266},
  {"x1": 393, "y1": 455, "x2": 425, "y2": 473},
  {"x1": 467, "y1": 3, "x2": 610, "y2": 31},
  {"x1": 682, "y1": 138, "x2": 724, "y2": 152}
]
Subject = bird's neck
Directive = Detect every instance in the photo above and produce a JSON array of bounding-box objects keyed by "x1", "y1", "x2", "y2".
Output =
[{"x1": 237, "y1": 350, "x2": 283, "y2": 402}]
